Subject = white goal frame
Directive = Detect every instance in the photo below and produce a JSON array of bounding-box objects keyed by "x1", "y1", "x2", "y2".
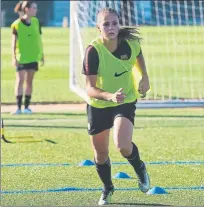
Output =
[{"x1": 69, "y1": 1, "x2": 204, "y2": 108}]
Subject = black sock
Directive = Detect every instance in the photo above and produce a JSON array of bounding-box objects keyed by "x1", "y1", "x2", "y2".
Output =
[
  {"x1": 16, "y1": 95, "x2": 23, "y2": 110},
  {"x1": 95, "y1": 157, "x2": 113, "y2": 189},
  {"x1": 124, "y1": 142, "x2": 142, "y2": 171},
  {"x1": 24, "y1": 95, "x2": 31, "y2": 109}
]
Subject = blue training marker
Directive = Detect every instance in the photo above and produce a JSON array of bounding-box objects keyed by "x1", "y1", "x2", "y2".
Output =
[
  {"x1": 78, "y1": 160, "x2": 95, "y2": 166},
  {"x1": 146, "y1": 186, "x2": 168, "y2": 194},
  {"x1": 113, "y1": 172, "x2": 131, "y2": 179}
]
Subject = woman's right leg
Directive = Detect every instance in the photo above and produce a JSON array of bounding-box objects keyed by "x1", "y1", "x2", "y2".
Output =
[
  {"x1": 90, "y1": 129, "x2": 112, "y2": 187},
  {"x1": 13, "y1": 70, "x2": 25, "y2": 114},
  {"x1": 23, "y1": 69, "x2": 36, "y2": 113},
  {"x1": 87, "y1": 104, "x2": 114, "y2": 205},
  {"x1": 90, "y1": 129, "x2": 114, "y2": 205}
]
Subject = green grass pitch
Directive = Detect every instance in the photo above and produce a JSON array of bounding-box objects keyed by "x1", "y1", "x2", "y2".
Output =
[
  {"x1": 1, "y1": 108, "x2": 204, "y2": 206},
  {"x1": 1, "y1": 26, "x2": 204, "y2": 103},
  {"x1": 1, "y1": 26, "x2": 204, "y2": 206}
]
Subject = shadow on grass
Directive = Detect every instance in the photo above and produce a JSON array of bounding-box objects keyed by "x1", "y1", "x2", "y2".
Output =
[{"x1": 45, "y1": 139, "x2": 57, "y2": 144}]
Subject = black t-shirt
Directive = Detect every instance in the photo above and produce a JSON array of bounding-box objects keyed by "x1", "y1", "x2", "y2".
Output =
[{"x1": 82, "y1": 39, "x2": 142, "y2": 75}]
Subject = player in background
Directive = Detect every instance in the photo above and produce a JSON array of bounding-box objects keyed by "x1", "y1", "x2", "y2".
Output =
[{"x1": 11, "y1": 1, "x2": 44, "y2": 114}]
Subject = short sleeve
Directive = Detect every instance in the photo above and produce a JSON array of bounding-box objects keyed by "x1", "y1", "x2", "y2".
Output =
[
  {"x1": 82, "y1": 45, "x2": 99, "y2": 75},
  {"x1": 12, "y1": 28, "x2": 17, "y2": 35}
]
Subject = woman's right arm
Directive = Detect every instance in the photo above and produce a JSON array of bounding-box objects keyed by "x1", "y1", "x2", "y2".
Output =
[
  {"x1": 86, "y1": 75, "x2": 113, "y2": 101},
  {"x1": 86, "y1": 75, "x2": 126, "y2": 103},
  {"x1": 83, "y1": 46, "x2": 126, "y2": 103},
  {"x1": 11, "y1": 33, "x2": 18, "y2": 67}
]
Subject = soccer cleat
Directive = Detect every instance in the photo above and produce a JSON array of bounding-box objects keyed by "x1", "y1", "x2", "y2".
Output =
[
  {"x1": 11, "y1": 109, "x2": 22, "y2": 115},
  {"x1": 136, "y1": 161, "x2": 150, "y2": 193},
  {"x1": 98, "y1": 186, "x2": 114, "y2": 206},
  {"x1": 23, "y1": 108, "x2": 32, "y2": 114}
]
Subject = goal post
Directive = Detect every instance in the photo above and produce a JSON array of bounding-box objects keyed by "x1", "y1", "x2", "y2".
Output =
[{"x1": 69, "y1": 0, "x2": 204, "y2": 108}]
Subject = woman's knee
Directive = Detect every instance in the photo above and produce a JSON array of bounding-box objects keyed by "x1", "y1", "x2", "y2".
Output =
[
  {"x1": 119, "y1": 147, "x2": 132, "y2": 157},
  {"x1": 94, "y1": 150, "x2": 109, "y2": 164},
  {"x1": 115, "y1": 141, "x2": 132, "y2": 157},
  {"x1": 16, "y1": 78, "x2": 24, "y2": 87},
  {"x1": 26, "y1": 79, "x2": 33, "y2": 88},
  {"x1": 26, "y1": 72, "x2": 35, "y2": 86}
]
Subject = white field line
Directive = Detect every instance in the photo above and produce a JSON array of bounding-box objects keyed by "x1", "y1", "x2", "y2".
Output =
[{"x1": 4, "y1": 117, "x2": 204, "y2": 124}]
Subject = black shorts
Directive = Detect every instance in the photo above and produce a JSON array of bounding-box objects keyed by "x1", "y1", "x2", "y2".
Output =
[
  {"x1": 87, "y1": 100, "x2": 137, "y2": 135},
  {"x1": 16, "y1": 62, "x2": 38, "y2": 72}
]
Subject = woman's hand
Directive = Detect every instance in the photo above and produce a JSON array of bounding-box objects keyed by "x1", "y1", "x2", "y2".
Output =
[
  {"x1": 111, "y1": 88, "x2": 126, "y2": 103},
  {"x1": 40, "y1": 55, "x2": 44, "y2": 66},
  {"x1": 12, "y1": 57, "x2": 19, "y2": 68},
  {"x1": 138, "y1": 74, "x2": 150, "y2": 98}
]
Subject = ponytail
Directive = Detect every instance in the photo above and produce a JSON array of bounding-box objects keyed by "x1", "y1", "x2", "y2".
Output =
[
  {"x1": 14, "y1": 1, "x2": 23, "y2": 13},
  {"x1": 118, "y1": 27, "x2": 141, "y2": 43}
]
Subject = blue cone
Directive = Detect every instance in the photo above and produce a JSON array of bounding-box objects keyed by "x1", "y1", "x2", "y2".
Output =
[
  {"x1": 146, "y1": 186, "x2": 168, "y2": 194},
  {"x1": 78, "y1": 160, "x2": 94, "y2": 166},
  {"x1": 113, "y1": 172, "x2": 131, "y2": 179}
]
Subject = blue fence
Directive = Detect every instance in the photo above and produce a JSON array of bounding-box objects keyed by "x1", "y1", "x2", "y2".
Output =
[
  {"x1": 76, "y1": 1, "x2": 203, "y2": 27},
  {"x1": 1, "y1": 1, "x2": 203, "y2": 27}
]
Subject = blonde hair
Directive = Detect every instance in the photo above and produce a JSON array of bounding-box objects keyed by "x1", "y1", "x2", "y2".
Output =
[{"x1": 97, "y1": 8, "x2": 141, "y2": 43}]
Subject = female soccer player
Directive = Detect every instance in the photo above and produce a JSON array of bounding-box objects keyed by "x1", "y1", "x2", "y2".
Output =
[
  {"x1": 82, "y1": 8, "x2": 150, "y2": 205},
  {"x1": 11, "y1": 1, "x2": 44, "y2": 114}
]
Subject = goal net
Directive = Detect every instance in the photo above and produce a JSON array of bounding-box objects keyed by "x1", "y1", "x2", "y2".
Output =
[{"x1": 69, "y1": 0, "x2": 204, "y2": 108}]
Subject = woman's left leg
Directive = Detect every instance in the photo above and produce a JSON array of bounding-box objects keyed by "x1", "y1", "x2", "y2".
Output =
[
  {"x1": 24, "y1": 69, "x2": 35, "y2": 113},
  {"x1": 113, "y1": 116, "x2": 141, "y2": 167},
  {"x1": 113, "y1": 114, "x2": 150, "y2": 193}
]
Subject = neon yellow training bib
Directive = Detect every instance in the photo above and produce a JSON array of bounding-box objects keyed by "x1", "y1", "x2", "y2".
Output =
[
  {"x1": 11, "y1": 17, "x2": 43, "y2": 64},
  {"x1": 87, "y1": 36, "x2": 142, "y2": 108}
]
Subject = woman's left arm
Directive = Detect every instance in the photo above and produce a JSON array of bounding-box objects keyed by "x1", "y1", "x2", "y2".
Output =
[
  {"x1": 136, "y1": 52, "x2": 150, "y2": 96},
  {"x1": 39, "y1": 20, "x2": 44, "y2": 66}
]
